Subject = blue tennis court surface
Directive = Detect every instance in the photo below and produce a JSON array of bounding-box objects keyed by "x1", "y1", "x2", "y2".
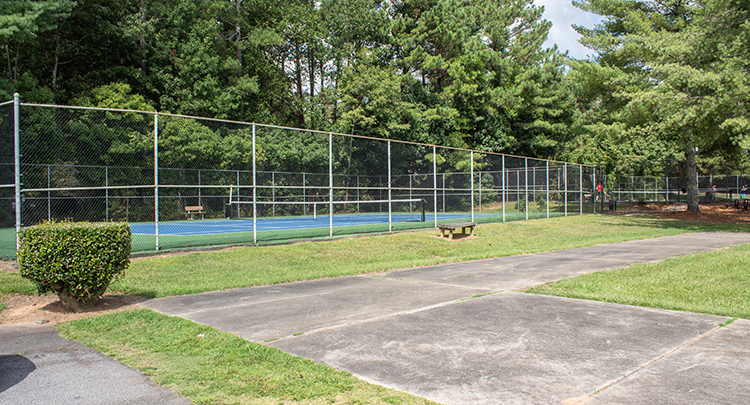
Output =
[{"x1": 130, "y1": 212, "x2": 490, "y2": 236}]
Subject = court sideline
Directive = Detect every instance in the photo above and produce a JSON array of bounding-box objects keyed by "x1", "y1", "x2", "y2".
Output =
[{"x1": 142, "y1": 232, "x2": 750, "y2": 404}]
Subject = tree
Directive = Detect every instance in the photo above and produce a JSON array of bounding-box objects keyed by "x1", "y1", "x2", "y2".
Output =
[
  {"x1": 0, "y1": 0, "x2": 75, "y2": 99},
  {"x1": 571, "y1": 0, "x2": 750, "y2": 211}
]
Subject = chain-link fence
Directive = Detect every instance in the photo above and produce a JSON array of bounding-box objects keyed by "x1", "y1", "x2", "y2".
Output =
[
  {"x1": 1, "y1": 97, "x2": 598, "y2": 259},
  {"x1": 606, "y1": 174, "x2": 750, "y2": 203}
]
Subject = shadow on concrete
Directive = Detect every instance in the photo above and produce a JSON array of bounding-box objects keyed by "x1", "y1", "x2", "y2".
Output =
[{"x1": 0, "y1": 355, "x2": 36, "y2": 393}]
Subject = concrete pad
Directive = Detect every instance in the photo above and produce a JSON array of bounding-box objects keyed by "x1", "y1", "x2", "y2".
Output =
[
  {"x1": 587, "y1": 319, "x2": 750, "y2": 405},
  {"x1": 142, "y1": 276, "x2": 489, "y2": 342},
  {"x1": 384, "y1": 233, "x2": 750, "y2": 289},
  {"x1": 269, "y1": 292, "x2": 729, "y2": 405},
  {"x1": 0, "y1": 324, "x2": 188, "y2": 405}
]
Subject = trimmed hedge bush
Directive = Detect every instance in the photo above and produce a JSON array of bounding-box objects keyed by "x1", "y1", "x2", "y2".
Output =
[{"x1": 18, "y1": 221, "x2": 131, "y2": 311}]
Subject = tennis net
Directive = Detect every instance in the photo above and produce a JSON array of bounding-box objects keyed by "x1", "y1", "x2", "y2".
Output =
[{"x1": 228, "y1": 196, "x2": 426, "y2": 224}]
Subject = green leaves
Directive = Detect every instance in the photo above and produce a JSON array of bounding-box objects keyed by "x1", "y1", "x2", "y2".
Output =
[{"x1": 17, "y1": 221, "x2": 131, "y2": 309}]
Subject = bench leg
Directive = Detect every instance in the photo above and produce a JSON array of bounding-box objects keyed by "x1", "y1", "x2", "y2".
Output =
[{"x1": 448, "y1": 230, "x2": 454, "y2": 240}]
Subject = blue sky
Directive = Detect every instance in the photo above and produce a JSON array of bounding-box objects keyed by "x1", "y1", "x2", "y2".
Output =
[{"x1": 535, "y1": 0, "x2": 603, "y2": 59}]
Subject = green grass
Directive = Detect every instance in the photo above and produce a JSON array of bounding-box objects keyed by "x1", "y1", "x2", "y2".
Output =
[
  {"x1": 58, "y1": 309, "x2": 438, "y2": 405},
  {"x1": 525, "y1": 243, "x2": 750, "y2": 319},
  {"x1": 110, "y1": 215, "x2": 746, "y2": 298},
  {"x1": 17, "y1": 214, "x2": 749, "y2": 404},
  {"x1": 3, "y1": 215, "x2": 746, "y2": 299}
]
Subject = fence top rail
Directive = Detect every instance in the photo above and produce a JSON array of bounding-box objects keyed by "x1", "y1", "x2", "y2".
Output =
[
  {"x1": 17, "y1": 101, "x2": 593, "y2": 168},
  {"x1": 0, "y1": 100, "x2": 13, "y2": 107}
]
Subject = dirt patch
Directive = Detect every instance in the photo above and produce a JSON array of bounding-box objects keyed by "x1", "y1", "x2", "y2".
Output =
[
  {"x1": 0, "y1": 293, "x2": 144, "y2": 326},
  {"x1": 614, "y1": 202, "x2": 750, "y2": 225}
]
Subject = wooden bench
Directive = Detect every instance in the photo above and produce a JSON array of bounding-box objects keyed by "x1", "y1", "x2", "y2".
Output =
[
  {"x1": 185, "y1": 205, "x2": 204, "y2": 220},
  {"x1": 733, "y1": 199, "x2": 749, "y2": 210},
  {"x1": 438, "y1": 222, "x2": 476, "y2": 240}
]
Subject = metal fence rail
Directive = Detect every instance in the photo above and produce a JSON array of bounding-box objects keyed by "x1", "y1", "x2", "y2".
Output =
[{"x1": 1, "y1": 95, "x2": 597, "y2": 259}]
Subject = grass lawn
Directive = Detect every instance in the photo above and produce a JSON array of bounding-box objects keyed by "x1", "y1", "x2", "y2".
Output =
[
  {"x1": 58, "y1": 309, "x2": 438, "y2": 405},
  {"x1": 3, "y1": 214, "x2": 748, "y2": 404},
  {"x1": 2, "y1": 215, "x2": 746, "y2": 299},
  {"x1": 525, "y1": 242, "x2": 750, "y2": 319}
]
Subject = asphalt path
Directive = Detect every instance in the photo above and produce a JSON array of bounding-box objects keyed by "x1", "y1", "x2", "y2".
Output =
[
  {"x1": 141, "y1": 232, "x2": 750, "y2": 404},
  {"x1": 0, "y1": 323, "x2": 188, "y2": 405}
]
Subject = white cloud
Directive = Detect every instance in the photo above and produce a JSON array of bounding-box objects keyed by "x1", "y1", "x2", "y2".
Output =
[{"x1": 535, "y1": 0, "x2": 603, "y2": 59}]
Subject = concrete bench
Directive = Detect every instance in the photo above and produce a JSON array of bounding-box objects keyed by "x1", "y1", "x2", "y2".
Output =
[
  {"x1": 438, "y1": 222, "x2": 476, "y2": 240},
  {"x1": 185, "y1": 205, "x2": 204, "y2": 220}
]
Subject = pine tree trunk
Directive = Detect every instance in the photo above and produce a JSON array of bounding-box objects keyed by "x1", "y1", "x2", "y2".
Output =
[{"x1": 684, "y1": 141, "x2": 700, "y2": 212}]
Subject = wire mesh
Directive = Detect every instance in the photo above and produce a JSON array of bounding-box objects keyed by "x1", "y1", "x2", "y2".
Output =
[{"x1": 1, "y1": 102, "x2": 601, "y2": 258}]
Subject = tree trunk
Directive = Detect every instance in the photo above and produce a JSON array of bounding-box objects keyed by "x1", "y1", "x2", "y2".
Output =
[
  {"x1": 684, "y1": 141, "x2": 700, "y2": 212},
  {"x1": 295, "y1": 40, "x2": 303, "y2": 98},
  {"x1": 140, "y1": 0, "x2": 147, "y2": 93}
]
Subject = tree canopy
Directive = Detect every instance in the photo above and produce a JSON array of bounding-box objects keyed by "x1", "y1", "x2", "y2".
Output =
[
  {"x1": 2, "y1": 0, "x2": 748, "y2": 184},
  {"x1": 569, "y1": 0, "x2": 750, "y2": 210}
]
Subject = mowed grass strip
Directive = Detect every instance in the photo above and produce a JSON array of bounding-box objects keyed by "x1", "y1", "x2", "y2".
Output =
[
  {"x1": 110, "y1": 215, "x2": 745, "y2": 297},
  {"x1": 525, "y1": 243, "x2": 750, "y2": 319},
  {"x1": 58, "y1": 309, "x2": 438, "y2": 405},
  {"x1": 2, "y1": 215, "x2": 746, "y2": 299}
]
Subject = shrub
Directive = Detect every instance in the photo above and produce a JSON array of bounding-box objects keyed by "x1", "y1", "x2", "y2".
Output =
[
  {"x1": 18, "y1": 221, "x2": 131, "y2": 311},
  {"x1": 515, "y1": 199, "x2": 526, "y2": 212},
  {"x1": 536, "y1": 195, "x2": 547, "y2": 211}
]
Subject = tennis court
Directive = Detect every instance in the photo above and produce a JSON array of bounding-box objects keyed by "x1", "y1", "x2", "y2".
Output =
[{"x1": 129, "y1": 211, "x2": 521, "y2": 237}]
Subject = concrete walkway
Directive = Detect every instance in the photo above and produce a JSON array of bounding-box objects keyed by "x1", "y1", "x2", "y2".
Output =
[
  {"x1": 142, "y1": 232, "x2": 750, "y2": 404},
  {"x1": 0, "y1": 324, "x2": 188, "y2": 405}
]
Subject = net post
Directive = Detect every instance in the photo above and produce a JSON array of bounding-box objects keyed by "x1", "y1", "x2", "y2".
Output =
[
  {"x1": 154, "y1": 113, "x2": 159, "y2": 251},
  {"x1": 421, "y1": 199, "x2": 426, "y2": 222},
  {"x1": 228, "y1": 185, "x2": 233, "y2": 218},
  {"x1": 13, "y1": 93, "x2": 21, "y2": 251}
]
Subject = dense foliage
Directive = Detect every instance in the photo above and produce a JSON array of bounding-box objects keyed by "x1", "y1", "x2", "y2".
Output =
[
  {"x1": 2, "y1": 0, "x2": 748, "y2": 184},
  {"x1": 569, "y1": 0, "x2": 750, "y2": 209},
  {"x1": 17, "y1": 221, "x2": 131, "y2": 310},
  {"x1": 1, "y1": 0, "x2": 572, "y2": 159}
]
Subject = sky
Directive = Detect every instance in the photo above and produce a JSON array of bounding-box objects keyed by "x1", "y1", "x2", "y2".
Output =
[{"x1": 535, "y1": 0, "x2": 603, "y2": 59}]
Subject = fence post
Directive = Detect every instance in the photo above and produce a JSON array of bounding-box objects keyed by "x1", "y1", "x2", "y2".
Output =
[
  {"x1": 252, "y1": 124, "x2": 257, "y2": 243},
  {"x1": 564, "y1": 163, "x2": 568, "y2": 216},
  {"x1": 502, "y1": 155, "x2": 506, "y2": 222},
  {"x1": 579, "y1": 164, "x2": 583, "y2": 215},
  {"x1": 470, "y1": 150, "x2": 474, "y2": 223},
  {"x1": 388, "y1": 140, "x2": 392, "y2": 232},
  {"x1": 272, "y1": 172, "x2": 276, "y2": 217},
  {"x1": 47, "y1": 165, "x2": 51, "y2": 221},
  {"x1": 524, "y1": 158, "x2": 528, "y2": 220},
  {"x1": 433, "y1": 146, "x2": 437, "y2": 227},
  {"x1": 105, "y1": 166, "x2": 109, "y2": 221},
  {"x1": 546, "y1": 161, "x2": 549, "y2": 219},
  {"x1": 154, "y1": 113, "x2": 159, "y2": 251},
  {"x1": 329, "y1": 133, "x2": 333, "y2": 237},
  {"x1": 14, "y1": 93, "x2": 21, "y2": 250}
]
